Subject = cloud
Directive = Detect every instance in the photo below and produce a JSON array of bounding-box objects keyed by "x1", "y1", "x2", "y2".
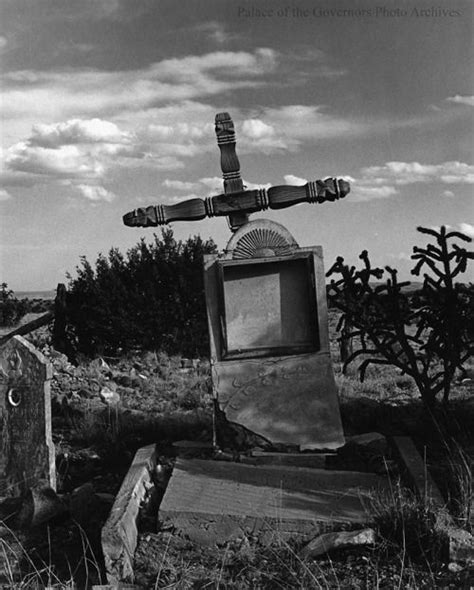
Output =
[
  {"x1": 446, "y1": 95, "x2": 474, "y2": 107},
  {"x1": 284, "y1": 174, "x2": 307, "y2": 185},
  {"x1": 0, "y1": 189, "x2": 12, "y2": 201},
  {"x1": 5, "y1": 143, "x2": 105, "y2": 178},
  {"x1": 192, "y1": 21, "x2": 237, "y2": 44},
  {"x1": 350, "y1": 184, "x2": 398, "y2": 202},
  {"x1": 459, "y1": 223, "x2": 474, "y2": 238},
  {"x1": 2, "y1": 48, "x2": 277, "y2": 138},
  {"x1": 237, "y1": 105, "x2": 363, "y2": 153},
  {"x1": 30, "y1": 118, "x2": 132, "y2": 147},
  {"x1": 4, "y1": 118, "x2": 144, "y2": 181},
  {"x1": 344, "y1": 160, "x2": 474, "y2": 202},
  {"x1": 361, "y1": 161, "x2": 474, "y2": 186},
  {"x1": 75, "y1": 184, "x2": 116, "y2": 202},
  {"x1": 0, "y1": 36, "x2": 7, "y2": 50},
  {"x1": 388, "y1": 252, "x2": 412, "y2": 261},
  {"x1": 163, "y1": 179, "x2": 199, "y2": 191},
  {"x1": 2, "y1": 117, "x2": 143, "y2": 201},
  {"x1": 242, "y1": 119, "x2": 276, "y2": 140}
]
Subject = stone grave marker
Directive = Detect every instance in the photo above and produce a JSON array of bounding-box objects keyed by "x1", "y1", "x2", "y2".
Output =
[
  {"x1": 123, "y1": 112, "x2": 350, "y2": 450},
  {"x1": 204, "y1": 221, "x2": 344, "y2": 449},
  {"x1": 0, "y1": 335, "x2": 55, "y2": 496}
]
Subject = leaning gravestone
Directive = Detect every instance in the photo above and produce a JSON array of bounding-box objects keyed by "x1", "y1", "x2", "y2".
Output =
[
  {"x1": 204, "y1": 220, "x2": 344, "y2": 449},
  {"x1": 0, "y1": 335, "x2": 56, "y2": 496}
]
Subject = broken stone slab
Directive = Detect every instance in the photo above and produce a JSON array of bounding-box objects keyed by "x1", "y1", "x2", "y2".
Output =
[
  {"x1": 172, "y1": 440, "x2": 214, "y2": 459},
  {"x1": 300, "y1": 527, "x2": 376, "y2": 559},
  {"x1": 158, "y1": 458, "x2": 390, "y2": 546},
  {"x1": 391, "y1": 436, "x2": 446, "y2": 508},
  {"x1": 101, "y1": 444, "x2": 157, "y2": 586},
  {"x1": 249, "y1": 451, "x2": 328, "y2": 469}
]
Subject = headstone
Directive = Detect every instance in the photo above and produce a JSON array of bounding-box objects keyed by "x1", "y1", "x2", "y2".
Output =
[
  {"x1": 204, "y1": 219, "x2": 344, "y2": 450},
  {"x1": 0, "y1": 335, "x2": 55, "y2": 496}
]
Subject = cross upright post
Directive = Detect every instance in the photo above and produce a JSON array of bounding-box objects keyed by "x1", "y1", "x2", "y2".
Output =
[{"x1": 214, "y1": 112, "x2": 248, "y2": 231}]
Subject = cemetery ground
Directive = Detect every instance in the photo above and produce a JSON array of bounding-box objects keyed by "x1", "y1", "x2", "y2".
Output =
[{"x1": 0, "y1": 309, "x2": 473, "y2": 589}]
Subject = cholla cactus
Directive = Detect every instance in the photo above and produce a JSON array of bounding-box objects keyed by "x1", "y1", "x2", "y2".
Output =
[{"x1": 327, "y1": 226, "x2": 473, "y2": 406}]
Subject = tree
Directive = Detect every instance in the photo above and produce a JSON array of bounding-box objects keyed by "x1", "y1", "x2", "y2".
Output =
[{"x1": 326, "y1": 226, "x2": 473, "y2": 407}]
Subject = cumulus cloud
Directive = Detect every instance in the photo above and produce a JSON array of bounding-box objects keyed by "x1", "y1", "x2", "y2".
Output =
[
  {"x1": 30, "y1": 118, "x2": 132, "y2": 147},
  {"x1": 236, "y1": 105, "x2": 362, "y2": 153},
  {"x1": 336, "y1": 160, "x2": 474, "y2": 202},
  {"x1": 6, "y1": 143, "x2": 105, "y2": 178},
  {"x1": 76, "y1": 184, "x2": 116, "y2": 202},
  {"x1": 361, "y1": 161, "x2": 474, "y2": 186},
  {"x1": 459, "y1": 223, "x2": 474, "y2": 238},
  {"x1": 284, "y1": 174, "x2": 307, "y2": 185},
  {"x1": 446, "y1": 95, "x2": 474, "y2": 107},
  {"x1": 350, "y1": 184, "x2": 398, "y2": 202},
  {"x1": 2, "y1": 117, "x2": 142, "y2": 201},
  {"x1": 0, "y1": 189, "x2": 12, "y2": 201},
  {"x1": 163, "y1": 179, "x2": 199, "y2": 191}
]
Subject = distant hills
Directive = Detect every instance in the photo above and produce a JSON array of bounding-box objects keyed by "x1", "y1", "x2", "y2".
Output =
[{"x1": 16, "y1": 290, "x2": 56, "y2": 300}]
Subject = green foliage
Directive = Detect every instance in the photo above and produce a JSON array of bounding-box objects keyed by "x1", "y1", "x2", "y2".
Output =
[
  {"x1": 327, "y1": 226, "x2": 473, "y2": 406},
  {"x1": 0, "y1": 283, "x2": 28, "y2": 327},
  {"x1": 65, "y1": 229, "x2": 218, "y2": 357}
]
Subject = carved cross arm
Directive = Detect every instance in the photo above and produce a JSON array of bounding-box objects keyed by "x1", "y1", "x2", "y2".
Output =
[{"x1": 123, "y1": 177, "x2": 350, "y2": 227}]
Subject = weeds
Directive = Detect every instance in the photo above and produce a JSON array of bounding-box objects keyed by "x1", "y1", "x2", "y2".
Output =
[{"x1": 368, "y1": 480, "x2": 449, "y2": 566}]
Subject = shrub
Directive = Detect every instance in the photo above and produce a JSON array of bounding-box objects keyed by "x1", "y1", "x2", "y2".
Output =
[
  {"x1": 327, "y1": 226, "x2": 473, "y2": 406},
  {"x1": 65, "y1": 229, "x2": 218, "y2": 358},
  {"x1": 0, "y1": 283, "x2": 28, "y2": 327}
]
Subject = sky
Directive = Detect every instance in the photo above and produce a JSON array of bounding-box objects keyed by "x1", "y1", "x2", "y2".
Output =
[{"x1": 1, "y1": 0, "x2": 473, "y2": 291}]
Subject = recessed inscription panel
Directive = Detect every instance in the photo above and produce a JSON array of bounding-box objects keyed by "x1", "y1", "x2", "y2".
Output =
[{"x1": 221, "y1": 258, "x2": 318, "y2": 357}]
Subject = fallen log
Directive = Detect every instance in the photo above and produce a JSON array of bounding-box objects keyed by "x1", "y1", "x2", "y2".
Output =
[{"x1": 0, "y1": 311, "x2": 54, "y2": 347}]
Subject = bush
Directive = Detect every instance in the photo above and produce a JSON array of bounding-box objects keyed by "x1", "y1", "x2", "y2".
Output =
[
  {"x1": 327, "y1": 226, "x2": 473, "y2": 406},
  {"x1": 0, "y1": 283, "x2": 28, "y2": 327},
  {"x1": 65, "y1": 229, "x2": 218, "y2": 358}
]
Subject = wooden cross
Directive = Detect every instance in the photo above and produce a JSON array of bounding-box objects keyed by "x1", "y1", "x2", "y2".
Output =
[{"x1": 123, "y1": 112, "x2": 350, "y2": 232}]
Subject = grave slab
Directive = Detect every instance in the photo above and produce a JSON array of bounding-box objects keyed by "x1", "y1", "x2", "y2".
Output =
[
  {"x1": 158, "y1": 458, "x2": 389, "y2": 545},
  {"x1": 0, "y1": 336, "x2": 55, "y2": 496}
]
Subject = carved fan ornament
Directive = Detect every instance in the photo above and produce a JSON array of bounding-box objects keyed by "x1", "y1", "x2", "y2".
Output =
[{"x1": 224, "y1": 220, "x2": 299, "y2": 259}]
